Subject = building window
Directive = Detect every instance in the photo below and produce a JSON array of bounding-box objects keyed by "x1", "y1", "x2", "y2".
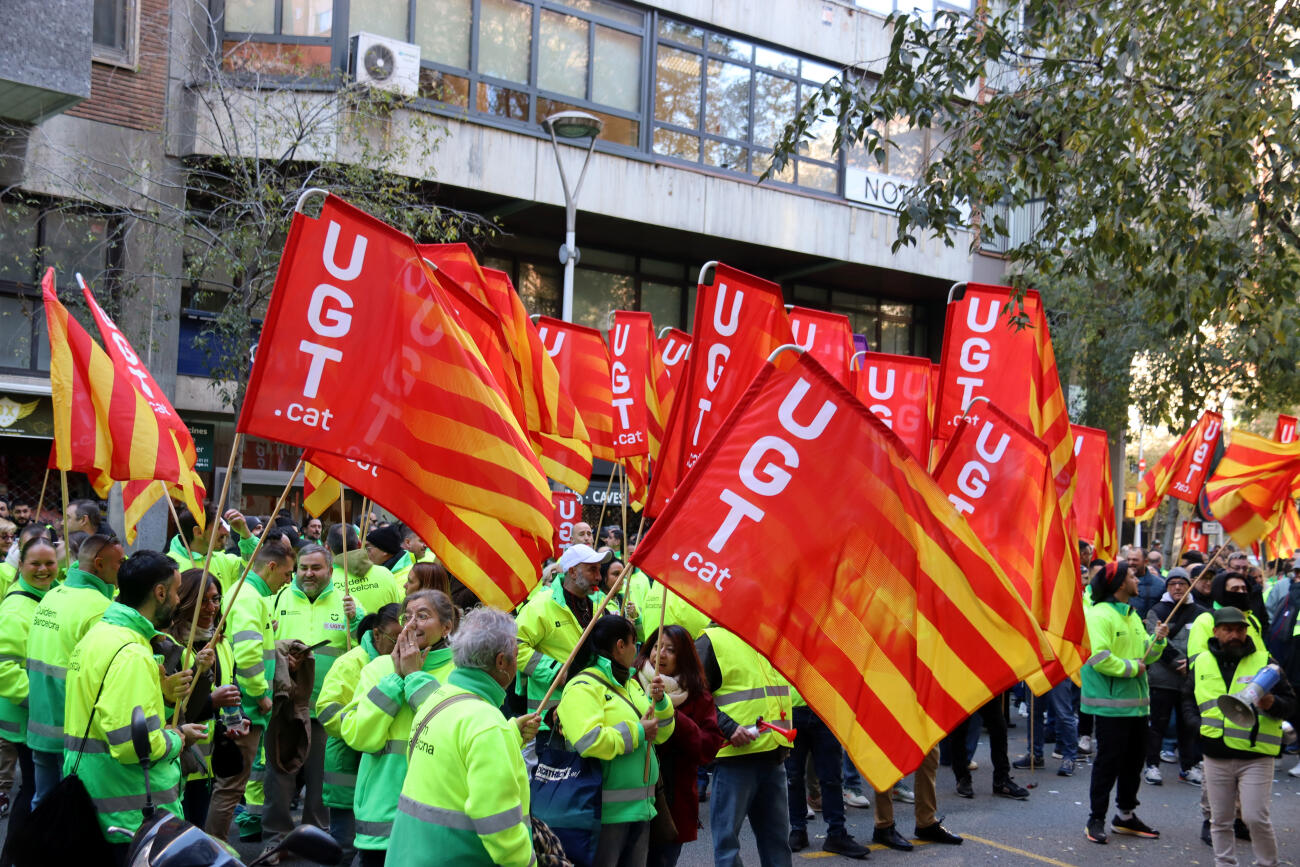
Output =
[
  {"x1": 653, "y1": 18, "x2": 842, "y2": 192},
  {"x1": 791, "y1": 284, "x2": 928, "y2": 357},
  {"x1": 93, "y1": 0, "x2": 139, "y2": 68},
  {"x1": 220, "y1": 0, "x2": 335, "y2": 77},
  {"x1": 0, "y1": 202, "x2": 120, "y2": 374}
]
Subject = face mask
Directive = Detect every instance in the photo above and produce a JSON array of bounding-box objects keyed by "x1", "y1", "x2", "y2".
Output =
[{"x1": 1222, "y1": 591, "x2": 1250, "y2": 611}]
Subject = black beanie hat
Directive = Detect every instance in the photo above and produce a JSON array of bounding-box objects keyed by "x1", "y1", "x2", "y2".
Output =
[
  {"x1": 1089, "y1": 560, "x2": 1129, "y2": 603},
  {"x1": 366, "y1": 524, "x2": 404, "y2": 556}
]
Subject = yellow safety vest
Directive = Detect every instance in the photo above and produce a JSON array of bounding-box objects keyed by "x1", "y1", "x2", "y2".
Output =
[
  {"x1": 705, "y1": 627, "x2": 792, "y2": 758},
  {"x1": 1193, "y1": 643, "x2": 1284, "y2": 755}
]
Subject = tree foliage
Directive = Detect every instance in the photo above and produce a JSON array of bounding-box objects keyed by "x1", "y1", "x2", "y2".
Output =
[{"x1": 769, "y1": 0, "x2": 1300, "y2": 432}]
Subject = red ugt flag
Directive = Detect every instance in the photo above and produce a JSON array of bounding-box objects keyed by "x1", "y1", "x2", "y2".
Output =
[
  {"x1": 789, "y1": 307, "x2": 854, "y2": 386},
  {"x1": 851, "y1": 352, "x2": 932, "y2": 463}
]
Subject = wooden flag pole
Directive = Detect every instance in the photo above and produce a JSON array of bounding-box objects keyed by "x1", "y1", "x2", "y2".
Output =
[
  {"x1": 1159, "y1": 542, "x2": 1231, "y2": 627},
  {"x1": 358, "y1": 497, "x2": 372, "y2": 550},
  {"x1": 595, "y1": 466, "x2": 618, "y2": 536},
  {"x1": 160, "y1": 482, "x2": 195, "y2": 563},
  {"x1": 339, "y1": 485, "x2": 353, "y2": 650},
  {"x1": 59, "y1": 470, "x2": 71, "y2": 573},
  {"x1": 619, "y1": 461, "x2": 629, "y2": 616},
  {"x1": 35, "y1": 467, "x2": 50, "y2": 523},
  {"x1": 645, "y1": 579, "x2": 670, "y2": 782},
  {"x1": 535, "y1": 568, "x2": 630, "y2": 715}
]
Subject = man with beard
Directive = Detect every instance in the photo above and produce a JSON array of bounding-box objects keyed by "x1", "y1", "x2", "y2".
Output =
[
  {"x1": 62, "y1": 551, "x2": 208, "y2": 858},
  {"x1": 8, "y1": 503, "x2": 30, "y2": 533},
  {"x1": 301, "y1": 518, "x2": 323, "y2": 544},
  {"x1": 1193, "y1": 607, "x2": 1296, "y2": 867}
]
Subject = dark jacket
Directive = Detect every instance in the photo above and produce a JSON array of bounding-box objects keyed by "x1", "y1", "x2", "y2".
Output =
[
  {"x1": 1192, "y1": 637, "x2": 1297, "y2": 761},
  {"x1": 654, "y1": 690, "x2": 725, "y2": 844},
  {"x1": 1133, "y1": 569, "x2": 1166, "y2": 620},
  {"x1": 1145, "y1": 594, "x2": 1206, "y2": 692}
]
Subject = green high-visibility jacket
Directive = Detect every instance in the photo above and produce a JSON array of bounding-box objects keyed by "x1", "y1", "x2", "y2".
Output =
[
  {"x1": 224, "y1": 571, "x2": 276, "y2": 729},
  {"x1": 388, "y1": 552, "x2": 415, "y2": 586},
  {"x1": 341, "y1": 645, "x2": 453, "y2": 850},
  {"x1": 556, "y1": 655, "x2": 675, "y2": 824},
  {"x1": 25, "y1": 567, "x2": 114, "y2": 754},
  {"x1": 63, "y1": 603, "x2": 184, "y2": 839},
  {"x1": 271, "y1": 578, "x2": 363, "y2": 711},
  {"x1": 167, "y1": 534, "x2": 256, "y2": 595},
  {"x1": 1081, "y1": 599, "x2": 1165, "y2": 716},
  {"x1": 315, "y1": 631, "x2": 382, "y2": 810},
  {"x1": 330, "y1": 563, "x2": 401, "y2": 620},
  {"x1": 387, "y1": 668, "x2": 532, "y2": 867},
  {"x1": 515, "y1": 579, "x2": 607, "y2": 716},
  {"x1": 0, "y1": 563, "x2": 16, "y2": 598},
  {"x1": 0, "y1": 578, "x2": 52, "y2": 744}
]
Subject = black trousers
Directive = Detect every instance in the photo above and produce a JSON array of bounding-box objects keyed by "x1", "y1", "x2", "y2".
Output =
[
  {"x1": 1089, "y1": 715, "x2": 1147, "y2": 821},
  {"x1": 950, "y1": 695, "x2": 1011, "y2": 786},
  {"x1": 0, "y1": 744, "x2": 35, "y2": 867},
  {"x1": 1146, "y1": 688, "x2": 1201, "y2": 771}
]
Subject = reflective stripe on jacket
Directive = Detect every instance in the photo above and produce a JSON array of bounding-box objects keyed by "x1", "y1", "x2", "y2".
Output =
[
  {"x1": 1193, "y1": 642, "x2": 1284, "y2": 755},
  {"x1": 387, "y1": 668, "x2": 533, "y2": 867},
  {"x1": 315, "y1": 633, "x2": 381, "y2": 809},
  {"x1": 705, "y1": 627, "x2": 793, "y2": 757},
  {"x1": 225, "y1": 572, "x2": 276, "y2": 728},
  {"x1": 0, "y1": 579, "x2": 51, "y2": 744},
  {"x1": 515, "y1": 580, "x2": 600, "y2": 715},
  {"x1": 1080, "y1": 599, "x2": 1164, "y2": 716}
]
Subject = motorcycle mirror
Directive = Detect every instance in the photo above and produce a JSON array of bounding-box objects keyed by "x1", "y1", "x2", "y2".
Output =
[
  {"x1": 130, "y1": 706, "x2": 151, "y2": 764},
  {"x1": 270, "y1": 825, "x2": 341, "y2": 865}
]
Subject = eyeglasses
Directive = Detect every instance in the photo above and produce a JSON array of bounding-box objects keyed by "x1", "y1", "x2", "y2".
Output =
[
  {"x1": 399, "y1": 610, "x2": 438, "y2": 626},
  {"x1": 372, "y1": 631, "x2": 399, "y2": 648}
]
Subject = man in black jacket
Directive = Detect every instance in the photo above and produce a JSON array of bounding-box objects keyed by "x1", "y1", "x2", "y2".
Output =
[{"x1": 1143, "y1": 569, "x2": 1205, "y2": 785}]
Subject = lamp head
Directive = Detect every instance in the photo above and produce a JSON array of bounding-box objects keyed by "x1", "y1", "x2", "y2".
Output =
[{"x1": 542, "y1": 110, "x2": 603, "y2": 140}]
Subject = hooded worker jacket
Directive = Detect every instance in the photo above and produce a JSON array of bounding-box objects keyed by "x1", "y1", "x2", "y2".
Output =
[
  {"x1": 556, "y1": 655, "x2": 676, "y2": 823},
  {"x1": 386, "y1": 668, "x2": 533, "y2": 867},
  {"x1": 225, "y1": 571, "x2": 276, "y2": 729},
  {"x1": 25, "y1": 566, "x2": 115, "y2": 754},
  {"x1": 63, "y1": 603, "x2": 184, "y2": 837},
  {"x1": 699, "y1": 627, "x2": 793, "y2": 758},
  {"x1": 0, "y1": 577, "x2": 52, "y2": 744},
  {"x1": 1193, "y1": 638, "x2": 1284, "y2": 755},
  {"x1": 271, "y1": 577, "x2": 364, "y2": 711},
  {"x1": 1081, "y1": 599, "x2": 1166, "y2": 716},
  {"x1": 167, "y1": 534, "x2": 256, "y2": 595},
  {"x1": 516, "y1": 579, "x2": 606, "y2": 715},
  {"x1": 342, "y1": 645, "x2": 454, "y2": 851},
  {"x1": 315, "y1": 630, "x2": 383, "y2": 810}
]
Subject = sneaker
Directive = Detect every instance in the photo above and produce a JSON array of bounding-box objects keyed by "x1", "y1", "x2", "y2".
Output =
[
  {"x1": 1234, "y1": 817, "x2": 1252, "y2": 841},
  {"x1": 823, "y1": 833, "x2": 870, "y2": 859},
  {"x1": 789, "y1": 829, "x2": 809, "y2": 852},
  {"x1": 993, "y1": 778, "x2": 1030, "y2": 800},
  {"x1": 1289, "y1": 759, "x2": 1300, "y2": 778},
  {"x1": 1143, "y1": 764, "x2": 1163, "y2": 785},
  {"x1": 1051, "y1": 749, "x2": 1063, "y2": 760},
  {"x1": 892, "y1": 782, "x2": 915, "y2": 804},
  {"x1": 955, "y1": 778, "x2": 974, "y2": 798},
  {"x1": 805, "y1": 804, "x2": 815, "y2": 819},
  {"x1": 1012, "y1": 753, "x2": 1044, "y2": 770},
  {"x1": 1112, "y1": 813, "x2": 1159, "y2": 838},
  {"x1": 1077, "y1": 735, "x2": 1094, "y2": 754},
  {"x1": 967, "y1": 759, "x2": 979, "y2": 771},
  {"x1": 1057, "y1": 758, "x2": 1075, "y2": 777},
  {"x1": 1179, "y1": 766, "x2": 1203, "y2": 785},
  {"x1": 873, "y1": 823, "x2": 914, "y2": 851},
  {"x1": 1201, "y1": 819, "x2": 1212, "y2": 846},
  {"x1": 844, "y1": 788, "x2": 871, "y2": 808},
  {"x1": 1017, "y1": 701, "x2": 1029, "y2": 717},
  {"x1": 1086, "y1": 817, "x2": 1108, "y2": 844},
  {"x1": 915, "y1": 821, "x2": 962, "y2": 845},
  {"x1": 1159, "y1": 749, "x2": 1178, "y2": 764}
]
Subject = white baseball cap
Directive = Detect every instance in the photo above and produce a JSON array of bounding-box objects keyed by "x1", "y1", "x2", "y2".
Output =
[{"x1": 556, "y1": 543, "x2": 615, "y2": 573}]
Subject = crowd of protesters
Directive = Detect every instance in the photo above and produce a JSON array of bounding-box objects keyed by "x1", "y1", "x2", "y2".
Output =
[{"x1": 0, "y1": 493, "x2": 1298, "y2": 867}]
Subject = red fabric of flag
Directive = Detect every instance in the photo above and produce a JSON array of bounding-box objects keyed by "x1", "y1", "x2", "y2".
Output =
[
  {"x1": 789, "y1": 307, "x2": 855, "y2": 386},
  {"x1": 1181, "y1": 521, "x2": 1209, "y2": 554},
  {"x1": 1275, "y1": 415, "x2": 1298, "y2": 445},
  {"x1": 1072, "y1": 426, "x2": 1116, "y2": 557},
  {"x1": 1135, "y1": 411, "x2": 1223, "y2": 521},
  {"x1": 536, "y1": 317, "x2": 616, "y2": 463},
  {"x1": 631, "y1": 352, "x2": 1050, "y2": 790},
  {"x1": 851, "y1": 352, "x2": 933, "y2": 463},
  {"x1": 1206, "y1": 430, "x2": 1300, "y2": 546},
  {"x1": 552, "y1": 491, "x2": 582, "y2": 550}
]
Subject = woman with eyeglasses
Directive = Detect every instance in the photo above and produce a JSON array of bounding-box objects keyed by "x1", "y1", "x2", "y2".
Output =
[
  {"x1": 0, "y1": 519, "x2": 17, "y2": 597},
  {"x1": 315, "y1": 602, "x2": 402, "y2": 866},
  {"x1": 341, "y1": 590, "x2": 459, "y2": 866}
]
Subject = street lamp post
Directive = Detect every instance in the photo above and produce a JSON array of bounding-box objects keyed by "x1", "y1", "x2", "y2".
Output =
[{"x1": 541, "y1": 110, "x2": 603, "y2": 322}]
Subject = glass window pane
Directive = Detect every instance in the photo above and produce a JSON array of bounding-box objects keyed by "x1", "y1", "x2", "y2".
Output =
[
  {"x1": 518, "y1": 262, "x2": 562, "y2": 318},
  {"x1": 480, "y1": 0, "x2": 532, "y2": 84},
  {"x1": 592, "y1": 26, "x2": 640, "y2": 112},
  {"x1": 34, "y1": 305, "x2": 50, "y2": 371},
  {"x1": 0, "y1": 296, "x2": 33, "y2": 369},
  {"x1": 750, "y1": 150, "x2": 793, "y2": 183},
  {"x1": 753, "y1": 72, "x2": 796, "y2": 148},
  {"x1": 572, "y1": 269, "x2": 634, "y2": 330},
  {"x1": 419, "y1": 68, "x2": 470, "y2": 106},
  {"x1": 223, "y1": 0, "x2": 275, "y2": 33},
  {"x1": 655, "y1": 47, "x2": 701, "y2": 129},
  {"x1": 887, "y1": 118, "x2": 927, "y2": 178},
  {"x1": 44, "y1": 213, "x2": 109, "y2": 283},
  {"x1": 796, "y1": 160, "x2": 837, "y2": 193},
  {"x1": 537, "y1": 99, "x2": 638, "y2": 146},
  {"x1": 0, "y1": 203, "x2": 37, "y2": 284},
  {"x1": 415, "y1": 0, "x2": 470, "y2": 68},
  {"x1": 639, "y1": 281, "x2": 683, "y2": 331},
  {"x1": 708, "y1": 33, "x2": 751, "y2": 62},
  {"x1": 881, "y1": 318, "x2": 909, "y2": 354},
  {"x1": 477, "y1": 82, "x2": 530, "y2": 120},
  {"x1": 552, "y1": 0, "x2": 643, "y2": 27},
  {"x1": 93, "y1": 0, "x2": 126, "y2": 49},
  {"x1": 653, "y1": 128, "x2": 699, "y2": 160},
  {"x1": 801, "y1": 59, "x2": 839, "y2": 84},
  {"x1": 754, "y1": 46, "x2": 797, "y2": 75},
  {"x1": 351, "y1": 0, "x2": 406, "y2": 40},
  {"x1": 223, "y1": 41, "x2": 333, "y2": 76},
  {"x1": 282, "y1": 0, "x2": 332, "y2": 36},
  {"x1": 539, "y1": 10, "x2": 589, "y2": 99},
  {"x1": 705, "y1": 60, "x2": 749, "y2": 141},
  {"x1": 658, "y1": 19, "x2": 703, "y2": 47},
  {"x1": 640, "y1": 258, "x2": 684, "y2": 280},
  {"x1": 800, "y1": 109, "x2": 837, "y2": 161},
  {"x1": 703, "y1": 139, "x2": 747, "y2": 172}
]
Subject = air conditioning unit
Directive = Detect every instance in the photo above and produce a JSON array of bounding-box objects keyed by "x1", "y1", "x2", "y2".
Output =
[{"x1": 349, "y1": 32, "x2": 421, "y2": 97}]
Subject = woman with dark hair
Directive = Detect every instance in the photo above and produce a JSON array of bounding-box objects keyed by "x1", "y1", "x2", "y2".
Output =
[
  {"x1": 405, "y1": 560, "x2": 480, "y2": 612},
  {"x1": 557, "y1": 614, "x2": 676, "y2": 866},
  {"x1": 343, "y1": 590, "x2": 459, "y2": 866},
  {"x1": 315, "y1": 602, "x2": 403, "y2": 866},
  {"x1": 635, "y1": 625, "x2": 725, "y2": 867},
  {"x1": 154, "y1": 568, "x2": 242, "y2": 828}
]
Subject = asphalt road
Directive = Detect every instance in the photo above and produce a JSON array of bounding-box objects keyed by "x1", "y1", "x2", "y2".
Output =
[{"x1": 9, "y1": 731, "x2": 1300, "y2": 865}]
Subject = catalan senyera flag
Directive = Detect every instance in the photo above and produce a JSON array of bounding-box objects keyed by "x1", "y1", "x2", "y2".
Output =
[
  {"x1": 1268, "y1": 498, "x2": 1300, "y2": 559},
  {"x1": 536, "y1": 317, "x2": 616, "y2": 463},
  {"x1": 933, "y1": 403, "x2": 1088, "y2": 692},
  {"x1": 632, "y1": 352, "x2": 1051, "y2": 791},
  {"x1": 303, "y1": 461, "x2": 342, "y2": 518},
  {"x1": 239, "y1": 194, "x2": 553, "y2": 542},
  {"x1": 789, "y1": 307, "x2": 855, "y2": 386},
  {"x1": 1073, "y1": 426, "x2": 1117, "y2": 559},
  {"x1": 610, "y1": 311, "x2": 664, "y2": 510},
  {"x1": 1135, "y1": 411, "x2": 1223, "y2": 521},
  {"x1": 308, "y1": 450, "x2": 549, "y2": 608},
  {"x1": 1206, "y1": 430, "x2": 1300, "y2": 546}
]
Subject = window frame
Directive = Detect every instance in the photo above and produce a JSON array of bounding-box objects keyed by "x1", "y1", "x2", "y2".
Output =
[{"x1": 92, "y1": 0, "x2": 141, "y2": 70}]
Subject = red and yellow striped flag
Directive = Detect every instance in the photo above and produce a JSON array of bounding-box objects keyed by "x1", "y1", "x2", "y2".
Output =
[
  {"x1": 536, "y1": 317, "x2": 616, "y2": 462},
  {"x1": 1267, "y1": 498, "x2": 1300, "y2": 559},
  {"x1": 1206, "y1": 430, "x2": 1300, "y2": 546},
  {"x1": 632, "y1": 352, "x2": 1051, "y2": 791},
  {"x1": 303, "y1": 461, "x2": 342, "y2": 518},
  {"x1": 1135, "y1": 411, "x2": 1223, "y2": 521}
]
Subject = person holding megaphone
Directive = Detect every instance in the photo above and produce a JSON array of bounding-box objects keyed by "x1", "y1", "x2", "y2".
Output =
[{"x1": 1192, "y1": 606, "x2": 1296, "y2": 867}]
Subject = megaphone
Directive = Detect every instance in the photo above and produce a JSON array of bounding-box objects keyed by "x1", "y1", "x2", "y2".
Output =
[{"x1": 1217, "y1": 664, "x2": 1283, "y2": 728}]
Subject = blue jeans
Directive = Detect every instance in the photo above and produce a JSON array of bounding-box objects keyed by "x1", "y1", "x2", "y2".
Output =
[
  {"x1": 1031, "y1": 680, "x2": 1078, "y2": 761},
  {"x1": 30, "y1": 750, "x2": 62, "y2": 810},
  {"x1": 710, "y1": 752, "x2": 792, "y2": 867},
  {"x1": 329, "y1": 807, "x2": 357, "y2": 867},
  {"x1": 842, "y1": 754, "x2": 864, "y2": 791},
  {"x1": 785, "y1": 707, "x2": 846, "y2": 836}
]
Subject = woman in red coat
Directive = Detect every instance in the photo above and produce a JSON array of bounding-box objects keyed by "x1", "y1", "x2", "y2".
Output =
[{"x1": 636, "y1": 623, "x2": 727, "y2": 867}]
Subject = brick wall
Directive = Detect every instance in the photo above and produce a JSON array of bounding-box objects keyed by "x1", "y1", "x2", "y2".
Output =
[{"x1": 65, "y1": 0, "x2": 169, "y2": 132}]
